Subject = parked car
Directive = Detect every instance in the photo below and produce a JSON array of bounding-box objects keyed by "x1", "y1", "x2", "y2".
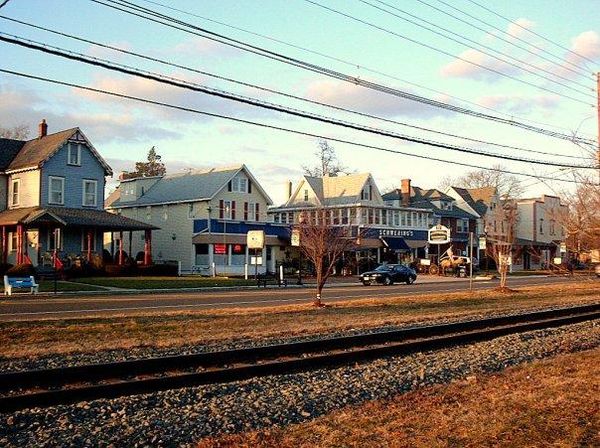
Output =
[{"x1": 359, "y1": 264, "x2": 417, "y2": 286}]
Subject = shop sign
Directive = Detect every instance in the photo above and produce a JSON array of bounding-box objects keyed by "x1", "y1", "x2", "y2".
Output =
[
  {"x1": 291, "y1": 229, "x2": 300, "y2": 247},
  {"x1": 479, "y1": 237, "x2": 487, "y2": 250},
  {"x1": 247, "y1": 230, "x2": 265, "y2": 249},
  {"x1": 428, "y1": 225, "x2": 450, "y2": 245}
]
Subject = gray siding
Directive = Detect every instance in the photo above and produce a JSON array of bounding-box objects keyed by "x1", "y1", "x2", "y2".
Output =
[{"x1": 40, "y1": 143, "x2": 106, "y2": 209}]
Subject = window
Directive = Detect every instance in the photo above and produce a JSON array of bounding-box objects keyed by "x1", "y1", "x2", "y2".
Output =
[
  {"x1": 146, "y1": 206, "x2": 152, "y2": 221},
  {"x1": 539, "y1": 218, "x2": 544, "y2": 234},
  {"x1": 68, "y1": 143, "x2": 81, "y2": 166},
  {"x1": 48, "y1": 228, "x2": 62, "y2": 251},
  {"x1": 48, "y1": 176, "x2": 64, "y2": 205},
  {"x1": 82, "y1": 180, "x2": 97, "y2": 207},
  {"x1": 361, "y1": 185, "x2": 372, "y2": 201},
  {"x1": 81, "y1": 230, "x2": 96, "y2": 252},
  {"x1": 457, "y1": 219, "x2": 469, "y2": 233},
  {"x1": 304, "y1": 189, "x2": 309, "y2": 201},
  {"x1": 163, "y1": 205, "x2": 168, "y2": 221},
  {"x1": 230, "y1": 176, "x2": 248, "y2": 193},
  {"x1": 550, "y1": 219, "x2": 556, "y2": 236},
  {"x1": 9, "y1": 232, "x2": 17, "y2": 252},
  {"x1": 223, "y1": 200, "x2": 232, "y2": 219},
  {"x1": 11, "y1": 179, "x2": 20, "y2": 206}
]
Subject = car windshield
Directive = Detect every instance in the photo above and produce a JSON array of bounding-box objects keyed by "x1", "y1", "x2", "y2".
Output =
[{"x1": 374, "y1": 265, "x2": 393, "y2": 272}]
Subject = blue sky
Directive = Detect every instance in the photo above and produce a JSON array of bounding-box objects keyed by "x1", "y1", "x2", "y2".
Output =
[{"x1": 1, "y1": 0, "x2": 598, "y2": 203}]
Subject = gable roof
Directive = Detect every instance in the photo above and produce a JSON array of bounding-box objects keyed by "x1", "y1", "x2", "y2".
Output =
[
  {"x1": 450, "y1": 187, "x2": 496, "y2": 217},
  {"x1": 382, "y1": 185, "x2": 477, "y2": 219},
  {"x1": 3, "y1": 128, "x2": 112, "y2": 175},
  {"x1": 287, "y1": 173, "x2": 378, "y2": 206},
  {"x1": 0, "y1": 138, "x2": 26, "y2": 171},
  {"x1": 109, "y1": 165, "x2": 273, "y2": 208}
]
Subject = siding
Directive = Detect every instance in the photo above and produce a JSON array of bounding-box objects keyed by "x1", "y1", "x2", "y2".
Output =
[
  {"x1": 8, "y1": 169, "x2": 40, "y2": 209},
  {"x1": 40, "y1": 143, "x2": 106, "y2": 209},
  {"x1": 0, "y1": 174, "x2": 7, "y2": 211}
]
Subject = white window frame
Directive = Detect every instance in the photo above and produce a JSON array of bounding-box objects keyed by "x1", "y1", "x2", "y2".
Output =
[
  {"x1": 11, "y1": 179, "x2": 20, "y2": 206},
  {"x1": 67, "y1": 143, "x2": 81, "y2": 166},
  {"x1": 231, "y1": 176, "x2": 248, "y2": 193},
  {"x1": 247, "y1": 202, "x2": 256, "y2": 221},
  {"x1": 82, "y1": 179, "x2": 97, "y2": 207},
  {"x1": 47, "y1": 228, "x2": 63, "y2": 251},
  {"x1": 223, "y1": 200, "x2": 232, "y2": 219},
  {"x1": 48, "y1": 176, "x2": 65, "y2": 205}
]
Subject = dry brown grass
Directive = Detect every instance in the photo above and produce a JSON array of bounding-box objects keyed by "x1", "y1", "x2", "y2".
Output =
[
  {"x1": 197, "y1": 347, "x2": 600, "y2": 448},
  {"x1": 1, "y1": 283, "x2": 598, "y2": 359}
]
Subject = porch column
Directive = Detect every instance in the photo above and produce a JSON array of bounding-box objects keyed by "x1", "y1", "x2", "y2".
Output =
[
  {"x1": 1, "y1": 226, "x2": 6, "y2": 264},
  {"x1": 87, "y1": 229, "x2": 93, "y2": 261},
  {"x1": 110, "y1": 232, "x2": 115, "y2": 260},
  {"x1": 118, "y1": 231, "x2": 124, "y2": 265},
  {"x1": 144, "y1": 229, "x2": 152, "y2": 265},
  {"x1": 128, "y1": 231, "x2": 133, "y2": 261},
  {"x1": 16, "y1": 224, "x2": 24, "y2": 265}
]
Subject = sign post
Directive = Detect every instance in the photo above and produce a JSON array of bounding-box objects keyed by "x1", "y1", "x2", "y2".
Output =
[
  {"x1": 247, "y1": 230, "x2": 265, "y2": 279},
  {"x1": 428, "y1": 225, "x2": 451, "y2": 275},
  {"x1": 291, "y1": 228, "x2": 302, "y2": 285}
]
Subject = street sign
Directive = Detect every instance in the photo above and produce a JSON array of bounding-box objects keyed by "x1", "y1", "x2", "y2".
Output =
[
  {"x1": 478, "y1": 237, "x2": 487, "y2": 250},
  {"x1": 291, "y1": 229, "x2": 300, "y2": 247},
  {"x1": 250, "y1": 256, "x2": 263, "y2": 265},
  {"x1": 246, "y1": 230, "x2": 265, "y2": 249},
  {"x1": 420, "y1": 258, "x2": 431, "y2": 266},
  {"x1": 428, "y1": 225, "x2": 450, "y2": 245}
]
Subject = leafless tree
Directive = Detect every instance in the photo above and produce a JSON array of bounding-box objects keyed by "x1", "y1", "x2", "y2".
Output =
[
  {"x1": 0, "y1": 123, "x2": 30, "y2": 139},
  {"x1": 484, "y1": 199, "x2": 519, "y2": 290},
  {"x1": 302, "y1": 140, "x2": 348, "y2": 177},
  {"x1": 295, "y1": 209, "x2": 364, "y2": 306},
  {"x1": 439, "y1": 165, "x2": 524, "y2": 199}
]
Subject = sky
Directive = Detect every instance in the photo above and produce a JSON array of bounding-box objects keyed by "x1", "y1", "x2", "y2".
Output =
[{"x1": 0, "y1": 0, "x2": 598, "y2": 204}]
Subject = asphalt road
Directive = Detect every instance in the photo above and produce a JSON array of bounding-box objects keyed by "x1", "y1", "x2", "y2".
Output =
[{"x1": 0, "y1": 276, "x2": 593, "y2": 321}]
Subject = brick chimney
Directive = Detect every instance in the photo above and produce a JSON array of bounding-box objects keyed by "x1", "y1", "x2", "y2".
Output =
[
  {"x1": 401, "y1": 178, "x2": 411, "y2": 207},
  {"x1": 38, "y1": 119, "x2": 48, "y2": 138}
]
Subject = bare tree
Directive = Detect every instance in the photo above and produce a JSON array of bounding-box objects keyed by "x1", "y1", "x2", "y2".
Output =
[
  {"x1": 0, "y1": 123, "x2": 30, "y2": 140},
  {"x1": 484, "y1": 200, "x2": 519, "y2": 290},
  {"x1": 295, "y1": 209, "x2": 363, "y2": 306},
  {"x1": 439, "y1": 165, "x2": 524, "y2": 199},
  {"x1": 302, "y1": 140, "x2": 348, "y2": 177}
]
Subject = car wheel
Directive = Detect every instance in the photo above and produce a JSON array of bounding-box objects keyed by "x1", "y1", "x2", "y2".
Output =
[
  {"x1": 362, "y1": 281, "x2": 371, "y2": 286},
  {"x1": 406, "y1": 276, "x2": 415, "y2": 285},
  {"x1": 383, "y1": 276, "x2": 393, "y2": 286}
]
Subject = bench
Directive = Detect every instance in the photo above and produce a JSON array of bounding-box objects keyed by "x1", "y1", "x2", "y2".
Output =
[
  {"x1": 257, "y1": 273, "x2": 288, "y2": 288},
  {"x1": 4, "y1": 275, "x2": 39, "y2": 296}
]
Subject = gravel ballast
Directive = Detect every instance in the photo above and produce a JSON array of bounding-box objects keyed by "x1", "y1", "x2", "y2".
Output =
[{"x1": 1, "y1": 319, "x2": 599, "y2": 447}]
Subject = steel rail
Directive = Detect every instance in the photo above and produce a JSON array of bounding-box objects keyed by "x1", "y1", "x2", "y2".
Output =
[{"x1": 0, "y1": 303, "x2": 598, "y2": 413}]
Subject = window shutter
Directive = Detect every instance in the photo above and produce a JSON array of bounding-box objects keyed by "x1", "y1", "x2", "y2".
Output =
[
  {"x1": 219, "y1": 199, "x2": 224, "y2": 219},
  {"x1": 248, "y1": 180, "x2": 252, "y2": 194},
  {"x1": 228, "y1": 181, "x2": 232, "y2": 192},
  {"x1": 244, "y1": 202, "x2": 248, "y2": 221},
  {"x1": 231, "y1": 201, "x2": 236, "y2": 220},
  {"x1": 255, "y1": 203, "x2": 259, "y2": 222}
]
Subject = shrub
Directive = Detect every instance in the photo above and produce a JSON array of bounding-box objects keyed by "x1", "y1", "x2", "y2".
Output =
[
  {"x1": 105, "y1": 263, "x2": 137, "y2": 277},
  {"x1": 102, "y1": 249, "x2": 113, "y2": 264},
  {"x1": 0, "y1": 263, "x2": 14, "y2": 276},
  {"x1": 7, "y1": 263, "x2": 37, "y2": 278},
  {"x1": 137, "y1": 263, "x2": 178, "y2": 276},
  {"x1": 135, "y1": 251, "x2": 145, "y2": 263}
]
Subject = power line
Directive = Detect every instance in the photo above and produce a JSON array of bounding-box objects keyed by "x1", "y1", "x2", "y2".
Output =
[
  {"x1": 0, "y1": 15, "x2": 586, "y2": 161},
  {"x1": 1, "y1": 67, "x2": 593, "y2": 186},
  {"x1": 359, "y1": 0, "x2": 594, "y2": 97},
  {"x1": 87, "y1": 0, "x2": 596, "y2": 146},
  {"x1": 415, "y1": 0, "x2": 593, "y2": 78},
  {"x1": 133, "y1": 0, "x2": 593, "y2": 137},
  {"x1": 0, "y1": 0, "x2": 11, "y2": 9},
  {"x1": 4, "y1": 33, "x2": 593, "y2": 170},
  {"x1": 462, "y1": 0, "x2": 598, "y2": 68},
  {"x1": 304, "y1": 0, "x2": 595, "y2": 107}
]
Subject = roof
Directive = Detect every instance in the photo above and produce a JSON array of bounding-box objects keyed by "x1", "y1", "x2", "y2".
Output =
[
  {"x1": 0, "y1": 138, "x2": 26, "y2": 171},
  {"x1": 382, "y1": 185, "x2": 477, "y2": 219},
  {"x1": 291, "y1": 173, "x2": 374, "y2": 206},
  {"x1": 0, "y1": 127, "x2": 112, "y2": 175},
  {"x1": 0, "y1": 206, "x2": 157, "y2": 230},
  {"x1": 451, "y1": 187, "x2": 494, "y2": 217},
  {"x1": 109, "y1": 165, "x2": 273, "y2": 208}
]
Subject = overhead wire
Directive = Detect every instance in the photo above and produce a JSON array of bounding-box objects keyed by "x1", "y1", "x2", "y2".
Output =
[
  {"x1": 87, "y1": 0, "x2": 596, "y2": 146},
  {"x1": 1, "y1": 67, "x2": 594, "y2": 186},
  {"x1": 0, "y1": 14, "x2": 586, "y2": 161},
  {"x1": 359, "y1": 0, "x2": 594, "y2": 96},
  {"x1": 3, "y1": 32, "x2": 594, "y2": 171},
  {"x1": 134, "y1": 0, "x2": 592, "y2": 137}
]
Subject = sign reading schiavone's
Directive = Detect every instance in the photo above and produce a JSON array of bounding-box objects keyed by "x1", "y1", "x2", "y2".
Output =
[
  {"x1": 246, "y1": 230, "x2": 265, "y2": 249},
  {"x1": 428, "y1": 224, "x2": 450, "y2": 245}
]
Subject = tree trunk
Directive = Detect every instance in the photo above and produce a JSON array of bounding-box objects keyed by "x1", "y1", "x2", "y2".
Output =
[{"x1": 313, "y1": 267, "x2": 323, "y2": 307}]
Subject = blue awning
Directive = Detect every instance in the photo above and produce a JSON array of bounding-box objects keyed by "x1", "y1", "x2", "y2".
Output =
[{"x1": 380, "y1": 237, "x2": 410, "y2": 251}]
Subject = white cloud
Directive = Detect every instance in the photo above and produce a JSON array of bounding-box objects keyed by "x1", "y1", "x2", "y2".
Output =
[{"x1": 477, "y1": 94, "x2": 559, "y2": 114}]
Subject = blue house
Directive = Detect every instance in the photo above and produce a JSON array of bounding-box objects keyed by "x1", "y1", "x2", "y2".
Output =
[{"x1": 0, "y1": 120, "x2": 155, "y2": 267}]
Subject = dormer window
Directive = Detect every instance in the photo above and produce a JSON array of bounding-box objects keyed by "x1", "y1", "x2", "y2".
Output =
[
  {"x1": 229, "y1": 175, "x2": 248, "y2": 193},
  {"x1": 49, "y1": 176, "x2": 65, "y2": 205},
  {"x1": 68, "y1": 143, "x2": 81, "y2": 166},
  {"x1": 361, "y1": 184, "x2": 372, "y2": 201},
  {"x1": 11, "y1": 179, "x2": 20, "y2": 206}
]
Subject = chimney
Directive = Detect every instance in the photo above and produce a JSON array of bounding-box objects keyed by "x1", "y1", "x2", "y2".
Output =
[
  {"x1": 38, "y1": 119, "x2": 48, "y2": 138},
  {"x1": 118, "y1": 171, "x2": 129, "y2": 181},
  {"x1": 401, "y1": 178, "x2": 411, "y2": 207},
  {"x1": 285, "y1": 180, "x2": 293, "y2": 201}
]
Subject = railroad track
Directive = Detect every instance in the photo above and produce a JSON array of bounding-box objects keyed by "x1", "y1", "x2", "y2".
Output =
[{"x1": 1, "y1": 303, "x2": 599, "y2": 413}]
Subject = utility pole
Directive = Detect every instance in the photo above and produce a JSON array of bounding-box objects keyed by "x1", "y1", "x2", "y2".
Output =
[{"x1": 597, "y1": 72, "x2": 600, "y2": 183}]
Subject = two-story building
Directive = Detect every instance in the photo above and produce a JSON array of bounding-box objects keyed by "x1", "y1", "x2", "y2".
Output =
[
  {"x1": 106, "y1": 164, "x2": 287, "y2": 274},
  {"x1": 269, "y1": 173, "x2": 434, "y2": 271},
  {"x1": 0, "y1": 120, "x2": 154, "y2": 267},
  {"x1": 382, "y1": 179, "x2": 478, "y2": 260}
]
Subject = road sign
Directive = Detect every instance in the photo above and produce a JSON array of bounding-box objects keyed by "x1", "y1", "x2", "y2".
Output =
[
  {"x1": 478, "y1": 237, "x2": 487, "y2": 250},
  {"x1": 291, "y1": 229, "x2": 300, "y2": 247},
  {"x1": 250, "y1": 256, "x2": 263, "y2": 265},
  {"x1": 428, "y1": 225, "x2": 450, "y2": 245},
  {"x1": 247, "y1": 230, "x2": 265, "y2": 249}
]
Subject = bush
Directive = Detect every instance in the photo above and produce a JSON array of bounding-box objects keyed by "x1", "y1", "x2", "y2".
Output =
[
  {"x1": 105, "y1": 263, "x2": 137, "y2": 277},
  {"x1": 137, "y1": 263, "x2": 178, "y2": 276},
  {"x1": 135, "y1": 251, "x2": 145, "y2": 263},
  {"x1": 7, "y1": 263, "x2": 37, "y2": 278},
  {"x1": 102, "y1": 249, "x2": 113, "y2": 264},
  {"x1": 0, "y1": 263, "x2": 14, "y2": 276}
]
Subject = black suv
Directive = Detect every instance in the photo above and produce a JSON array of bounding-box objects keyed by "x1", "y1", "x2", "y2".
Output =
[{"x1": 359, "y1": 264, "x2": 417, "y2": 286}]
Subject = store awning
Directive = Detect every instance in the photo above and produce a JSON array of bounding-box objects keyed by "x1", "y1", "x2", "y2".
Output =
[{"x1": 380, "y1": 237, "x2": 410, "y2": 251}]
